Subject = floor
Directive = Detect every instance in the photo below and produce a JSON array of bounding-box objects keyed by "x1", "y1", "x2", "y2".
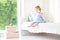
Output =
[
  {"x1": 1, "y1": 30, "x2": 60, "y2": 40},
  {"x1": 21, "y1": 30, "x2": 60, "y2": 40},
  {"x1": 7, "y1": 38, "x2": 19, "y2": 40}
]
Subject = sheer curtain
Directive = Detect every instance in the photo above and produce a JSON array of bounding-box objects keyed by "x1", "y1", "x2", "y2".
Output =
[{"x1": 49, "y1": 0, "x2": 60, "y2": 23}]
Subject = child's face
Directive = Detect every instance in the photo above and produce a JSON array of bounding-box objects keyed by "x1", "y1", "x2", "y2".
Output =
[{"x1": 35, "y1": 8, "x2": 41, "y2": 13}]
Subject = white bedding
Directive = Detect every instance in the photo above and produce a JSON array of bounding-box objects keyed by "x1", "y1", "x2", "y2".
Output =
[{"x1": 21, "y1": 22, "x2": 60, "y2": 34}]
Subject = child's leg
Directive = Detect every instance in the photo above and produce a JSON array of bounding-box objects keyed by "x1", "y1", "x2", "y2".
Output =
[{"x1": 28, "y1": 22, "x2": 39, "y2": 27}]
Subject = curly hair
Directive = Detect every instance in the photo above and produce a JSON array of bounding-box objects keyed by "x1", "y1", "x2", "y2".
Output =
[{"x1": 35, "y1": 6, "x2": 41, "y2": 11}]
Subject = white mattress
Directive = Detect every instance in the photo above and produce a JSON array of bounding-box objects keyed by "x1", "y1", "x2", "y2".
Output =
[{"x1": 21, "y1": 22, "x2": 60, "y2": 34}]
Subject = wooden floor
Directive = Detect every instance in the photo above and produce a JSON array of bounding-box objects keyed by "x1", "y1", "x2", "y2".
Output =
[
  {"x1": 21, "y1": 30, "x2": 60, "y2": 40},
  {"x1": 7, "y1": 30, "x2": 60, "y2": 40}
]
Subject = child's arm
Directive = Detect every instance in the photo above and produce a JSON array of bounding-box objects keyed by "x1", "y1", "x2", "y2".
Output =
[{"x1": 41, "y1": 13, "x2": 46, "y2": 22}]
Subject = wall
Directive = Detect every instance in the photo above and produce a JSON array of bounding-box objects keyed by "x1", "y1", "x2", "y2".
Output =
[
  {"x1": 21, "y1": 0, "x2": 44, "y2": 22},
  {"x1": 56, "y1": 0, "x2": 60, "y2": 23},
  {"x1": 49, "y1": 0, "x2": 60, "y2": 23},
  {"x1": 21, "y1": 0, "x2": 54, "y2": 22},
  {"x1": 21, "y1": 0, "x2": 60, "y2": 23},
  {"x1": 42, "y1": 0, "x2": 54, "y2": 22},
  {"x1": 24, "y1": 0, "x2": 43, "y2": 19}
]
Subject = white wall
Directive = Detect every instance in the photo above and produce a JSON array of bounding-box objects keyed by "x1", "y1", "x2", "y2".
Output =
[
  {"x1": 42, "y1": 0, "x2": 54, "y2": 22},
  {"x1": 21, "y1": 0, "x2": 54, "y2": 22},
  {"x1": 24, "y1": 0, "x2": 43, "y2": 18},
  {"x1": 21, "y1": 0, "x2": 44, "y2": 22},
  {"x1": 21, "y1": 0, "x2": 60, "y2": 23},
  {"x1": 49, "y1": 0, "x2": 60, "y2": 23},
  {"x1": 57, "y1": 0, "x2": 60, "y2": 23},
  {"x1": 50, "y1": 0, "x2": 60, "y2": 23}
]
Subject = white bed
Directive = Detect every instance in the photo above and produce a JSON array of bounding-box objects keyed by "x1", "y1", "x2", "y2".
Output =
[{"x1": 21, "y1": 22, "x2": 60, "y2": 34}]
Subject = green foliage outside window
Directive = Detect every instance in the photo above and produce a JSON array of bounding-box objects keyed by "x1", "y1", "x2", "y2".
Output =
[{"x1": 0, "y1": 0, "x2": 17, "y2": 30}]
